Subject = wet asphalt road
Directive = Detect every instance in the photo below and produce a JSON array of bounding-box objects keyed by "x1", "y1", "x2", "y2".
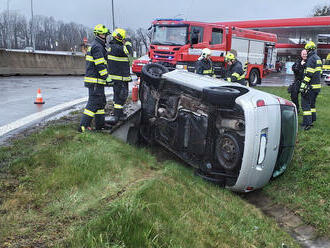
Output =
[
  {"x1": 0, "y1": 72, "x2": 291, "y2": 139},
  {"x1": 0, "y1": 76, "x2": 141, "y2": 128},
  {"x1": 0, "y1": 76, "x2": 86, "y2": 127}
]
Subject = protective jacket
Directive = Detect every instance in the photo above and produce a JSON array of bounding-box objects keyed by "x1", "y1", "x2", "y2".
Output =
[
  {"x1": 195, "y1": 58, "x2": 214, "y2": 76},
  {"x1": 84, "y1": 36, "x2": 108, "y2": 87},
  {"x1": 226, "y1": 60, "x2": 245, "y2": 85},
  {"x1": 107, "y1": 39, "x2": 133, "y2": 82},
  {"x1": 292, "y1": 58, "x2": 305, "y2": 82},
  {"x1": 303, "y1": 50, "x2": 322, "y2": 90}
]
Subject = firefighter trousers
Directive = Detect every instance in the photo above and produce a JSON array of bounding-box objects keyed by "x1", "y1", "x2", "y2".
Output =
[
  {"x1": 80, "y1": 84, "x2": 106, "y2": 129},
  {"x1": 301, "y1": 90, "x2": 312, "y2": 126},
  {"x1": 113, "y1": 80, "x2": 128, "y2": 118},
  {"x1": 310, "y1": 89, "x2": 320, "y2": 122}
]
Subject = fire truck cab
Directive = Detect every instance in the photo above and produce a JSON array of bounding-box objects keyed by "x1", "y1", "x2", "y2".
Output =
[{"x1": 149, "y1": 19, "x2": 277, "y2": 86}]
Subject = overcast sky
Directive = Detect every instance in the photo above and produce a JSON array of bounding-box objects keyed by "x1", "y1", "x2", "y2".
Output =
[{"x1": 2, "y1": 0, "x2": 330, "y2": 30}]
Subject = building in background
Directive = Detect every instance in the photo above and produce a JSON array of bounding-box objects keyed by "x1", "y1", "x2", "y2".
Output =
[{"x1": 217, "y1": 17, "x2": 330, "y2": 62}]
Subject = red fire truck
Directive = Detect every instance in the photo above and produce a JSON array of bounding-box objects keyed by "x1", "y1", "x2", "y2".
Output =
[{"x1": 144, "y1": 19, "x2": 277, "y2": 85}]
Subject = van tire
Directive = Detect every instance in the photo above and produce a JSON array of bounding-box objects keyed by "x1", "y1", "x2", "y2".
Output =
[
  {"x1": 202, "y1": 87, "x2": 241, "y2": 107},
  {"x1": 141, "y1": 63, "x2": 169, "y2": 85},
  {"x1": 215, "y1": 132, "x2": 243, "y2": 171}
]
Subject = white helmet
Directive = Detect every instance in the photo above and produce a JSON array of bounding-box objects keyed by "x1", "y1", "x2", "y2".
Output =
[{"x1": 201, "y1": 48, "x2": 211, "y2": 58}]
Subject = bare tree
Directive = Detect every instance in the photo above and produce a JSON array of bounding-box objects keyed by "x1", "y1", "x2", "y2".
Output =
[
  {"x1": 312, "y1": 4, "x2": 330, "y2": 16},
  {"x1": 136, "y1": 28, "x2": 149, "y2": 54},
  {"x1": 0, "y1": 11, "x2": 90, "y2": 51}
]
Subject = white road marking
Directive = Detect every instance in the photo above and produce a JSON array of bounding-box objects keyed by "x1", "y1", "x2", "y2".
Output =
[{"x1": 0, "y1": 97, "x2": 90, "y2": 137}]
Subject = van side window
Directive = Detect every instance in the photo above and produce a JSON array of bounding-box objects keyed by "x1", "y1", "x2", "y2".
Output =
[
  {"x1": 190, "y1": 26, "x2": 204, "y2": 44},
  {"x1": 211, "y1": 28, "x2": 223, "y2": 45}
]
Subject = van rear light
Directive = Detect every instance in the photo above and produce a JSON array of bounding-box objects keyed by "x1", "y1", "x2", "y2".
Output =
[
  {"x1": 257, "y1": 99, "x2": 265, "y2": 107},
  {"x1": 246, "y1": 186, "x2": 254, "y2": 191},
  {"x1": 277, "y1": 97, "x2": 294, "y2": 107}
]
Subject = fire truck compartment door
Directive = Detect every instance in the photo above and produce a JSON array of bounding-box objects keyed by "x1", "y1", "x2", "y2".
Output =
[
  {"x1": 248, "y1": 40, "x2": 265, "y2": 65},
  {"x1": 231, "y1": 37, "x2": 249, "y2": 64},
  {"x1": 266, "y1": 46, "x2": 277, "y2": 70}
]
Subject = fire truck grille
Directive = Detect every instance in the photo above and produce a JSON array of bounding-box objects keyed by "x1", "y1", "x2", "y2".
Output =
[{"x1": 154, "y1": 51, "x2": 174, "y2": 55}]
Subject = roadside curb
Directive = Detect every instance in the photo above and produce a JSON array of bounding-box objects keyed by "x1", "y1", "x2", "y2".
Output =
[{"x1": 0, "y1": 93, "x2": 113, "y2": 138}]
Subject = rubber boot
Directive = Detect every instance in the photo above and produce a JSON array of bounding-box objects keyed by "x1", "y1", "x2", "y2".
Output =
[{"x1": 79, "y1": 114, "x2": 93, "y2": 132}]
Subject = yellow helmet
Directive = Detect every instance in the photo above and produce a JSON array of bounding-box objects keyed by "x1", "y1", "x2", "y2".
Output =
[
  {"x1": 305, "y1": 41, "x2": 316, "y2": 50},
  {"x1": 112, "y1": 28, "x2": 126, "y2": 42},
  {"x1": 225, "y1": 52, "x2": 235, "y2": 62},
  {"x1": 94, "y1": 24, "x2": 110, "y2": 35}
]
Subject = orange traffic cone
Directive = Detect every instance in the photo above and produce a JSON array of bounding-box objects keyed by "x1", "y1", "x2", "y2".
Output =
[{"x1": 34, "y1": 88, "x2": 45, "y2": 104}]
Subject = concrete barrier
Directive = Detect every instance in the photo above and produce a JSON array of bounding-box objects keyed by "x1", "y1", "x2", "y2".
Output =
[{"x1": 0, "y1": 49, "x2": 85, "y2": 76}]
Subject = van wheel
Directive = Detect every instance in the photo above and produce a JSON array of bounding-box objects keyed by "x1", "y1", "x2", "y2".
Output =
[
  {"x1": 215, "y1": 132, "x2": 242, "y2": 171},
  {"x1": 141, "y1": 63, "x2": 169, "y2": 85},
  {"x1": 202, "y1": 87, "x2": 241, "y2": 107},
  {"x1": 249, "y1": 69, "x2": 260, "y2": 86}
]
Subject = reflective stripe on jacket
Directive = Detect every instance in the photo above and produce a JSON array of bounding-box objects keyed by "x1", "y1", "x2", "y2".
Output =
[
  {"x1": 107, "y1": 39, "x2": 132, "y2": 82},
  {"x1": 195, "y1": 58, "x2": 214, "y2": 76},
  {"x1": 226, "y1": 60, "x2": 245, "y2": 85},
  {"x1": 303, "y1": 50, "x2": 322, "y2": 90},
  {"x1": 84, "y1": 36, "x2": 108, "y2": 87}
]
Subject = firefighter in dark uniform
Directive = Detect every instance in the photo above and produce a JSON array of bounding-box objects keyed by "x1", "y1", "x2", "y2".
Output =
[
  {"x1": 78, "y1": 24, "x2": 111, "y2": 132},
  {"x1": 107, "y1": 28, "x2": 133, "y2": 124},
  {"x1": 225, "y1": 52, "x2": 246, "y2": 85},
  {"x1": 195, "y1": 48, "x2": 215, "y2": 77},
  {"x1": 289, "y1": 49, "x2": 307, "y2": 113},
  {"x1": 300, "y1": 41, "x2": 322, "y2": 130}
]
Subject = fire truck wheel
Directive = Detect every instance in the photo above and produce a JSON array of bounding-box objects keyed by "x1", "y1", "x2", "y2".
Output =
[
  {"x1": 215, "y1": 132, "x2": 243, "y2": 171},
  {"x1": 202, "y1": 87, "x2": 240, "y2": 107},
  {"x1": 141, "y1": 63, "x2": 169, "y2": 85},
  {"x1": 248, "y1": 69, "x2": 260, "y2": 86}
]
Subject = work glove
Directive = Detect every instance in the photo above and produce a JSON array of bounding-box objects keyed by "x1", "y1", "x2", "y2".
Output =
[
  {"x1": 300, "y1": 82, "x2": 309, "y2": 94},
  {"x1": 106, "y1": 75, "x2": 113, "y2": 87}
]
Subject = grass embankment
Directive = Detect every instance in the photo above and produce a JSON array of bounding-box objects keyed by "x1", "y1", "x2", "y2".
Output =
[
  {"x1": 0, "y1": 122, "x2": 298, "y2": 247},
  {"x1": 258, "y1": 86, "x2": 330, "y2": 237}
]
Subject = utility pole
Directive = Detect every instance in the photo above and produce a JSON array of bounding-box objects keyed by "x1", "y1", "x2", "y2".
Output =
[
  {"x1": 111, "y1": 0, "x2": 115, "y2": 31},
  {"x1": 7, "y1": 0, "x2": 10, "y2": 49},
  {"x1": 30, "y1": 0, "x2": 35, "y2": 51}
]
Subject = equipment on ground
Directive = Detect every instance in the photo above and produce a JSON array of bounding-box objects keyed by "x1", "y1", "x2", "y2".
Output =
[{"x1": 34, "y1": 88, "x2": 45, "y2": 104}]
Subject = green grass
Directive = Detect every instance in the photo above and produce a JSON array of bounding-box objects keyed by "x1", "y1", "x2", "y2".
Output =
[
  {"x1": 0, "y1": 123, "x2": 298, "y2": 247},
  {"x1": 257, "y1": 85, "x2": 330, "y2": 237}
]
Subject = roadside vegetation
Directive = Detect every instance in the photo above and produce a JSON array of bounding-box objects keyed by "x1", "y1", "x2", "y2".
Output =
[
  {"x1": 0, "y1": 122, "x2": 297, "y2": 247},
  {"x1": 0, "y1": 85, "x2": 329, "y2": 247}
]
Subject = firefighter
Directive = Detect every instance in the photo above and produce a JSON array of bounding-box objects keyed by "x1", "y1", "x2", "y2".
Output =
[
  {"x1": 289, "y1": 49, "x2": 307, "y2": 113},
  {"x1": 78, "y1": 24, "x2": 111, "y2": 133},
  {"x1": 107, "y1": 28, "x2": 133, "y2": 125},
  {"x1": 300, "y1": 41, "x2": 322, "y2": 130},
  {"x1": 195, "y1": 48, "x2": 215, "y2": 77},
  {"x1": 225, "y1": 52, "x2": 246, "y2": 85}
]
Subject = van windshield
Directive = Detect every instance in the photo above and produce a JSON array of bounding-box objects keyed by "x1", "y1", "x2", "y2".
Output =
[{"x1": 152, "y1": 25, "x2": 188, "y2": 46}]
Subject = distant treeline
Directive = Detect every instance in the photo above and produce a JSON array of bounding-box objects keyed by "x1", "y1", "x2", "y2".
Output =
[
  {"x1": 0, "y1": 11, "x2": 92, "y2": 51},
  {"x1": 0, "y1": 11, "x2": 149, "y2": 56}
]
